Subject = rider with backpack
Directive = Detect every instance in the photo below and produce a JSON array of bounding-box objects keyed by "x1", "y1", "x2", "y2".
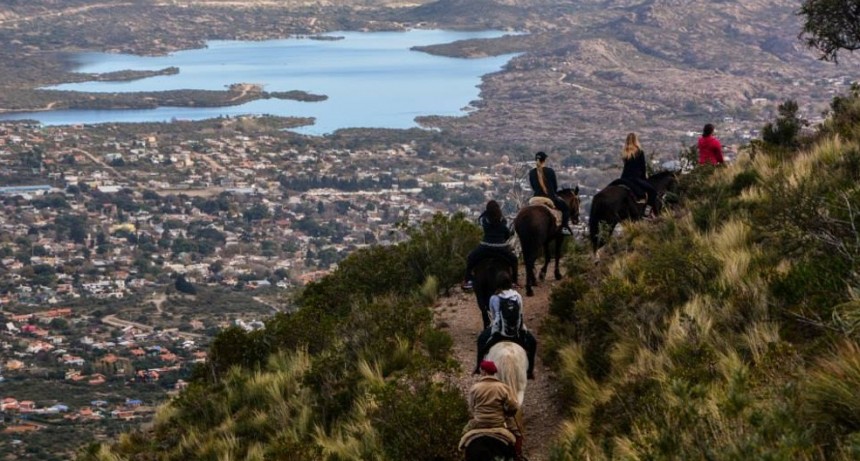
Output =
[{"x1": 474, "y1": 271, "x2": 537, "y2": 380}]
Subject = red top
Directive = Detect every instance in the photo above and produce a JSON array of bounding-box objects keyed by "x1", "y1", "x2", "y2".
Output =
[{"x1": 698, "y1": 135, "x2": 724, "y2": 165}]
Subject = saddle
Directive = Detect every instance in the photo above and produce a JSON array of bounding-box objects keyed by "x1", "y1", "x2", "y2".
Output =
[
  {"x1": 527, "y1": 196, "x2": 562, "y2": 228},
  {"x1": 608, "y1": 178, "x2": 648, "y2": 204},
  {"x1": 458, "y1": 427, "x2": 517, "y2": 451}
]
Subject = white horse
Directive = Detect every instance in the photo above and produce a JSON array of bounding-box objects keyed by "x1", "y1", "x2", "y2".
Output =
[{"x1": 485, "y1": 341, "x2": 528, "y2": 405}]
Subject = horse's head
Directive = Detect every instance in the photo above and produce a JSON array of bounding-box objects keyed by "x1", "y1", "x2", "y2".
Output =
[{"x1": 558, "y1": 186, "x2": 581, "y2": 224}]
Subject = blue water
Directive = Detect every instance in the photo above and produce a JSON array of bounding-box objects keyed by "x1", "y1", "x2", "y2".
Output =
[{"x1": 0, "y1": 30, "x2": 519, "y2": 134}]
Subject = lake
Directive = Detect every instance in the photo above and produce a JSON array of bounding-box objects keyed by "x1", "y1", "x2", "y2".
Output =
[{"x1": 0, "y1": 29, "x2": 519, "y2": 134}]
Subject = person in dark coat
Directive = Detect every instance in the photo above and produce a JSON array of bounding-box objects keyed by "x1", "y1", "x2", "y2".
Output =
[
  {"x1": 528, "y1": 151, "x2": 572, "y2": 235},
  {"x1": 463, "y1": 200, "x2": 518, "y2": 290},
  {"x1": 621, "y1": 132, "x2": 658, "y2": 216}
]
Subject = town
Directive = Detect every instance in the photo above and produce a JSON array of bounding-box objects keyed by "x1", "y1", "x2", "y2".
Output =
[{"x1": 0, "y1": 71, "x2": 854, "y2": 457}]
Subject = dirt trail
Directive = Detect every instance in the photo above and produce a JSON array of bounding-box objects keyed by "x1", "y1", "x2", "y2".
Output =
[{"x1": 434, "y1": 277, "x2": 566, "y2": 461}]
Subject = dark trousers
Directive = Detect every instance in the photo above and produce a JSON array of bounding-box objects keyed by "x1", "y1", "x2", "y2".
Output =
[
  {"x1": 618, "y1": 178, "x2": 658, "y2": 214},
  {"x1": 465, "y1": 245, "x2": 518, "y2": 283},
  {"x1": 475, "y1": 328, "x2": 537, "y2": 379},
  {"x1": 551, "y1": 196, "x2": 571, "y2": 229}
]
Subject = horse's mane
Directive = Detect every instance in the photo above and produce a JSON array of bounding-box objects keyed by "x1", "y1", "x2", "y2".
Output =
[{"x1": 486, "y1": 342, "x2": 527, "y2": 405}]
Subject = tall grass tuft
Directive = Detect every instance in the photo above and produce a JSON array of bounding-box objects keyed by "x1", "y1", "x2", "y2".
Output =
[
  {"x1": 557, "y1": 344, "x2": 607, "y2": 418},
  {"x1": 803, "y1": 340, "x2": 860, "y2": 431}
]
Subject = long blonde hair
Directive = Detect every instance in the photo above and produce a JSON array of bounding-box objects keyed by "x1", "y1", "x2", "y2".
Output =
[
  {"x1": 623, "y1": 132, "x2": 641, "y2": 160},
  {"x1": 535, "y1": 158, "x2": 549, "y2": 195}
]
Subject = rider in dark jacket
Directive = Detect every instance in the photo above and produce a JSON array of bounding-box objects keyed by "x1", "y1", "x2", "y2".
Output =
[
  {"x1": 620, "y1": 133, "x2": 658, "y2": 216},
  {"x1": 463, "y1": 200, "x2": 518, "y2": 290},
  {"x1": 528, "y1": 151, "x2": 572, "y2": 235}
]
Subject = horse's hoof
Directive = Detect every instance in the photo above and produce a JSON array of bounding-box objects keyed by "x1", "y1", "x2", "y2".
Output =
[
  {"x1": 555, "y1": 272, "x2": 562, "y2": 281},
  {"x1": 526, "y1": 289, "x2": 534, "y2": 297}
]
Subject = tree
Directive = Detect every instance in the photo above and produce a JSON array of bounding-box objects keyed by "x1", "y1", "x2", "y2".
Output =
[
  {"x1": 762, "y1": 100, "x2": 806, "y2": 148},
  {"x1": 175, "y1": 275, "x2": 197, "y2": 295},
  {"x1": 799, "y1": 0, "x2": 860, "y2": 62}
]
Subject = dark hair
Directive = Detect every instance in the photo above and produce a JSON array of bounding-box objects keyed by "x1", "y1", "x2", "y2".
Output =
[
  {"x1": 495, "y1": 270, "x2": 513, "y2": 291},
  {"x1": 485, "y1": 200, "x2": 503, "y2": 224},
  {"x1": 535, "y1": 151, "x2": 548, "y2": 162},
  {"x1": 703, "y1": 124, "x2": 715, "y2": 137}
]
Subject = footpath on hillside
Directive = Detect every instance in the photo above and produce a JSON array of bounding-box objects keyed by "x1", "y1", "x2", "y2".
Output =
[{"x1": 434, "y1": 278, "x2": 565, "y2": 461}]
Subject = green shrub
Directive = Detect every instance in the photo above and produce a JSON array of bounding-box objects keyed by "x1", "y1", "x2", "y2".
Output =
[
  {"x1": 422, "y1": 328, "x2": 454, "y2": 362},
  {"x1": 371, "y1": 381, "x2": 469, "y2": 461}
]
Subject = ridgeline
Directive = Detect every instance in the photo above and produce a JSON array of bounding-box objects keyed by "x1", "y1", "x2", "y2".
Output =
[{"x1": 79, "y1": 89, "x2": 860, "y2": 460}]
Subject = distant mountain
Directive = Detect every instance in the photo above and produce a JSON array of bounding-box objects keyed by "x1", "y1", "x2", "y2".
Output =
[{"x1": 399, "y1": 0, "x2": 528, "y2": 26}]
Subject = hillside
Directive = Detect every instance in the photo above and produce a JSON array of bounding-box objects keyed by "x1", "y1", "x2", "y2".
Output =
[{"x1": 75, "y1": 89, "x2": 860, "y2": 460}]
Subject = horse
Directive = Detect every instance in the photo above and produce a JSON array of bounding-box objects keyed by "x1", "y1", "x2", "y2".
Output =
[
  {"x1": 588, "y1": 171, "x2": 678, "y2": 252},
  {"x1": 513, "y1": 188, "x2": 580, "y2": 296},
  {"x1": 485, "y1": 341, "x2": 528, "y2": 405},
  {"x1": 461, "y1": 342, "x2": 529, "y2": 461},
  {"x1": 472, "y1": 256, "x2": 514, "y2": 330},
  {"x1": 463, "y1": 436, "x2": 517, "y2": 461}
]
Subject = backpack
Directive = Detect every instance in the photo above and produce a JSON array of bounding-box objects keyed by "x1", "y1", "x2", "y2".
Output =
[{"x1": 497, "y1": 295, "x2": 522, "y2": 338}]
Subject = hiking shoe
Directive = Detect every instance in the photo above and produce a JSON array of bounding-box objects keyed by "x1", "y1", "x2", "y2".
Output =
[
  {"x1": 462, "y1": 280, "x2": 473, "y2": 291},
  {"x1": 561, "y1": 227, "x2": 573, "y2": 236}
]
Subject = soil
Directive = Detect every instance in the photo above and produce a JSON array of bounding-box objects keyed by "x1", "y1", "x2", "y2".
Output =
[{"x1": 433, "y1": 277, "x2": 565, "y2": 461}]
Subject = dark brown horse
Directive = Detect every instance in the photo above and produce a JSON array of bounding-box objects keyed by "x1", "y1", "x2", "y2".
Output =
[
  {"x1": 588, "y1": 171, "x2": 678, "y2": 252},
  {"x1": 472, "y1": 256, "x2": 513, "y2": 329},
  {"x1": 513, "y1": 188, "x2": 580, "y2": 296},
  {"x1": 463, "y1": 436, "x2": 517, "y2": 461}
]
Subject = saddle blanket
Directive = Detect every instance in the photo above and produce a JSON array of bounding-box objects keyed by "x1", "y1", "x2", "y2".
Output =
[
  {"x1": 527, "y1": 196, "x2": 562, "y2": 228},
  {"x1": 458, "y1": 427, "x2": 517, "y2": 451}
]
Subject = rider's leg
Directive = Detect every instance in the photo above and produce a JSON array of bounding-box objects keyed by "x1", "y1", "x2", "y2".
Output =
[
  {"x1": 474, "y1": 327, "x2": 492, "y2": 373},
  {"x1": 554, "y1": 197, "x2": 572, "y2": 233},
  {"x1": 463, "y1": 245, "x2": 481, "y2": 285},
  {"x1": 522, "y1": 330, "x2": 537, "y2": 379}
]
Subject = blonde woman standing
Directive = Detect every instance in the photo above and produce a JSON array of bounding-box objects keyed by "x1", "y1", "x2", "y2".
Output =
[{"x1": 621, "y1": 133, "x2": 658, "y2": 216}]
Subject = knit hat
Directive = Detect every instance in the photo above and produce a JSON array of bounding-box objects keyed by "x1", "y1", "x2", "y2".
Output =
[
  {"x1": 535, "y1": 151, "x2": 548, "y2": 161},
  {"x1": 480, "y1": 360, "x2": 498, "y2": 375}
]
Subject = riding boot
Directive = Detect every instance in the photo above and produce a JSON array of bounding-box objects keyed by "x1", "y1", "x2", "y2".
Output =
[
  {"x1": 522, "y1": 331, "x2": 537, "y2": 380},
  {"x1": 475, "y1": 328, "x2": 492, "y2": 373}
]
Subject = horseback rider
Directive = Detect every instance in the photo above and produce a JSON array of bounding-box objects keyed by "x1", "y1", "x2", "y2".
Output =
[
  {"x1": 474, "y1": 271, "x2": 537, "y2": 380},
  {"x1": 462, "y1": 200, "x2": 519, "y2": 291},
  {"x1": 620, "y1": 132, "x2": 658, "y2": 217},
  {"x1": 528, "y1": 151, "x2": 573, "y2": 236},
  {"x1": 459, "y1": 360, "x2": 523, "y2": 460}
]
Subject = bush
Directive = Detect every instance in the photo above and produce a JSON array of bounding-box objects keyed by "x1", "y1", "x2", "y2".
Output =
[
  {"x1": 803, "y1": 341, "x2": 860, "y2": 432},
  {"x1": 371, "y1": 381, "x2": 469, "y2": 461}
]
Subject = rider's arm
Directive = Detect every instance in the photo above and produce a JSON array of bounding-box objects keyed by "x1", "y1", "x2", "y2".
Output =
[{"x1": 489, "y1": 295, "x2": 501, "y2": 334}]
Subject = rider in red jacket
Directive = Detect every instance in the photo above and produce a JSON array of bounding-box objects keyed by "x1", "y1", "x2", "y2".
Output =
[{"x1": 697, "y1": 123, "x2": 725, "y2": 165}]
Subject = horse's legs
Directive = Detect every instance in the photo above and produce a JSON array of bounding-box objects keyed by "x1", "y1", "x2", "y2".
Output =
[
  {"x1": 554, "y1": 236, "x2": 563, "y2": 280},
  {"x1": 523, "y1": 248, "x2": 536, "y2": 297},
  {"x1": 539, "y1": 239, "x2": 551, "y2": 281}
]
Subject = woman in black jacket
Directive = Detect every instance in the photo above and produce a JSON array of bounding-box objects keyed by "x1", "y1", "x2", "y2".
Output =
[
  {"x1": 621, "y1": 133, "x2": 658, "y2": 216},
  {"x1": 462, "y1": 200, "x2": 518, "y2": 290}
]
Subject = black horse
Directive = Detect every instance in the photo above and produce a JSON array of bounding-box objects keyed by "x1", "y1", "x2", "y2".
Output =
[
  {"x1": 588, "y1": 171, "x2": 678, "y2": 251},
  {"x1": 463, "y1": 436, "x2": 517, "y2": 461},
  {"x1": 513, "y1": 188, "x2": 581, "y2": 296},
  {"x1": 473, "y1": 256, "x2": 513, "y2": 329}
]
